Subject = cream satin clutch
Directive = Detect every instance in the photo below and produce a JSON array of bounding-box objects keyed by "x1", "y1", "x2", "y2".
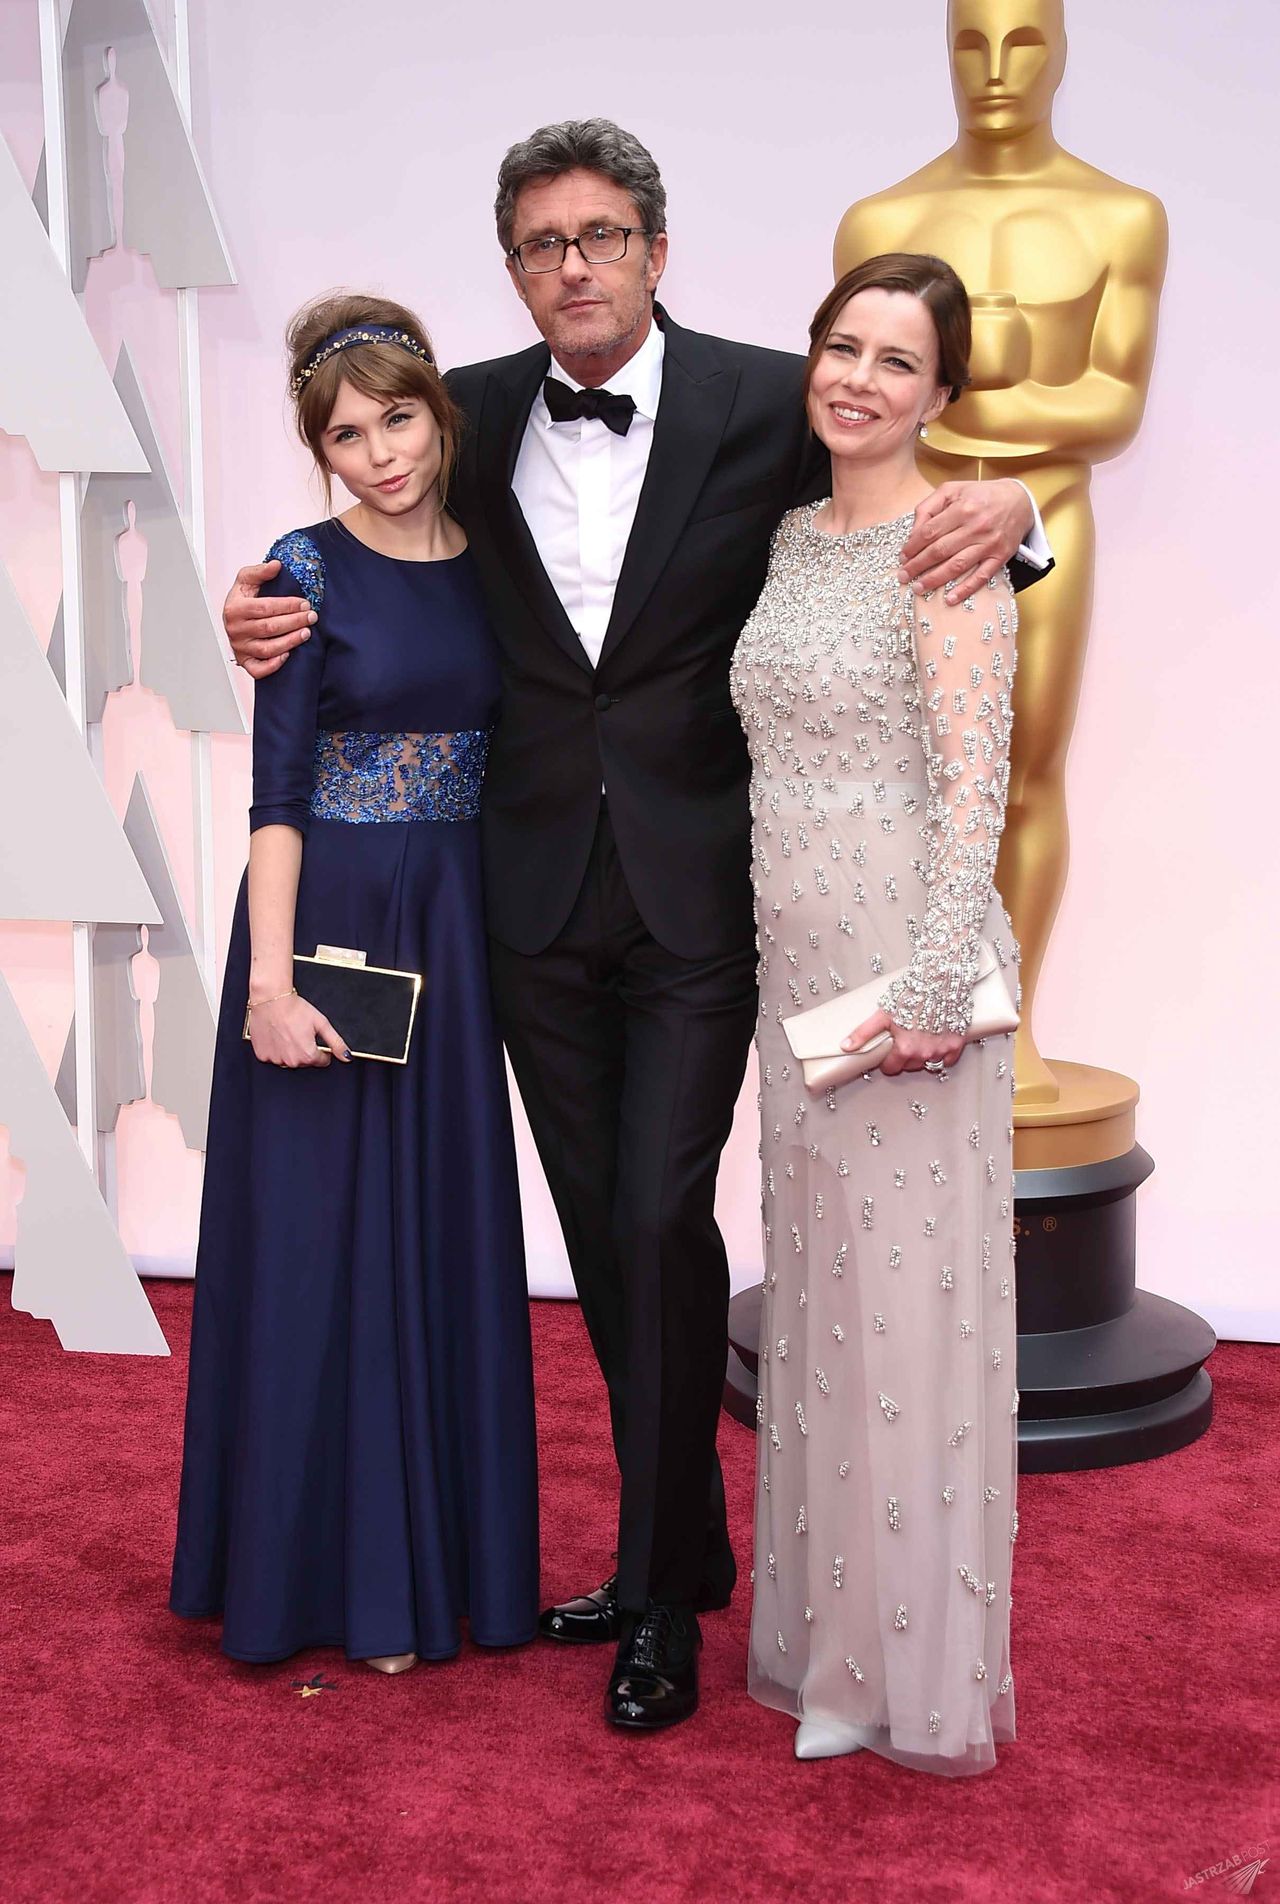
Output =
[{"x1": 781, "y1": 941, "x2": 1019, "y2": 1095}]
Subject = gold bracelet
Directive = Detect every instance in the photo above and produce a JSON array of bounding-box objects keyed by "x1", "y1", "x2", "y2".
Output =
[{"x1": 246, "y1": 985, "x2": 297, "y2": 1016}]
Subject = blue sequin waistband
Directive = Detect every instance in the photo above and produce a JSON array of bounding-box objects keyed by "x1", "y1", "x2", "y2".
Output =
[{"x1": 310, "y1": 729, "x2": 490, "y2": 824}]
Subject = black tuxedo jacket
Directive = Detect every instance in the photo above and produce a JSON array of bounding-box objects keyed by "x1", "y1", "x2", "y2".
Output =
[
  {"x1": 446, "y1": 307, "x2": 1041, "y2": 961},
  {"x1": 446, "y1": 308, "x2": 822, "y2": 960}
]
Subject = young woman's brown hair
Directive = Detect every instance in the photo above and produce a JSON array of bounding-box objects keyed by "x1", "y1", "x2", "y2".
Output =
[
  {"x1": 805, "y1": 253, "x2": 972, "y2": 407},
  {"x1": 286, "y1": 292, "x2": 463, "y2": 510}
]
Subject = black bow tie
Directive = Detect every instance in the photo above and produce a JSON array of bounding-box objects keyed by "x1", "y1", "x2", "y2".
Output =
[{"x1": 542, "y1": 377, "x2": 636, "y2": 437}]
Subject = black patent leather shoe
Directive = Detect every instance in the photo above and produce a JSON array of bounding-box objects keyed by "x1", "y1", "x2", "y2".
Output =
[
  {"x1": 606, "y1": 1604, "x2": 701, "y2": 1731},
  {"x1": 539, "y1": 1573, "x2": 730, "y2": 1645},
  {"x1": 538, "y1": 1574, "x2": 623, "y2": 1645}
]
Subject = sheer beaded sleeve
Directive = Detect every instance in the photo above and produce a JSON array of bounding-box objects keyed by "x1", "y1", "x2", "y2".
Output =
[
  {"x1": 248, "y1": 532, "x2": 327, "y2": 837},
  {"x1": 879, "y1": 573, "x2": 1017, "y2": 1036}
]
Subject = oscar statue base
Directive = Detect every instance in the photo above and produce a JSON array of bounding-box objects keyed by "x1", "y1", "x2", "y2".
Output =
[{"x1": 723, "y1": 1063, "x2": 1216, "y2": 1473}]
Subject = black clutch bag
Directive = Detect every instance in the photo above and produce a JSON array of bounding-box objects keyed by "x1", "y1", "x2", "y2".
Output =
[{"x1": 244, "y1": 945, "x2": 423, "y2": 1064}]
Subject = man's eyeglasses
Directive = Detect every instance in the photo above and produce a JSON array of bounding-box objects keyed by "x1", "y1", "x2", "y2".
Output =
[{"x1": 508, "y1": 225, "x2": 652, "y2": 275}]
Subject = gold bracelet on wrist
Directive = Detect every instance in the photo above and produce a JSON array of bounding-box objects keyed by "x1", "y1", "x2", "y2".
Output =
[
  {"x1": 243, "y1": 985, "x2": 297, "y2": 1036},
  {"x1": 249, "y1": 985, "x2": 297, "y2": 1012}
]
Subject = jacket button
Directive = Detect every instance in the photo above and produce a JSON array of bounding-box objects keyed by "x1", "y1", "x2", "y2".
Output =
[{"x1": 594, "y1": 692, "x2": 613, "y2": 712}]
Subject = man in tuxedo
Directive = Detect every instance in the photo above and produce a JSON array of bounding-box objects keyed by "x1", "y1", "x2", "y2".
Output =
[{"x1": 225, "y1": 118, "x2": 1050, "y2": 1732}]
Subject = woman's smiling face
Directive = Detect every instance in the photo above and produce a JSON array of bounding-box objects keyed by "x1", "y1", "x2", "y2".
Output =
[{"x1": 807, "y1": 288, "x2": 951, "y2": 468}]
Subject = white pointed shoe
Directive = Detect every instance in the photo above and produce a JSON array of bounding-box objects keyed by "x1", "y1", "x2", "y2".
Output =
[{"x1": 794, "y1": 1716, "x2": 865, "y2": 1760}]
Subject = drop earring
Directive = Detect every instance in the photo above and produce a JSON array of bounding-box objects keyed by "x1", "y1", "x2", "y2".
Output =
[{"x1": 919, "y1": 424, "x2": 929, "y2": 438}]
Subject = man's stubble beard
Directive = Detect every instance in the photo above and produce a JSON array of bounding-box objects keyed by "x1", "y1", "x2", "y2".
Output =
[
  {"x1": 545, "y1": 258, "x2": 655, "y2": 368},
  {"x1": 550, "y1": 301, "x2": 648, "y2": 366}
]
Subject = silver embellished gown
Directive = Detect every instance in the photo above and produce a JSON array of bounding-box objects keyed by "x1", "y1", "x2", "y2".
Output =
[{"x1": 729, "y1": 502, "x2": 1020, "y2": 1777}]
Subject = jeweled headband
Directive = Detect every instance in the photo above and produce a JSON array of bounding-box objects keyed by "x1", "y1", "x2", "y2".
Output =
[{"x1": 290, "y1": 324, "x2": 435, "y2": 397}]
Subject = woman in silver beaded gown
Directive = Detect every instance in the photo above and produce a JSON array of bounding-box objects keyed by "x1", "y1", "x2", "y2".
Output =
[{"x1": 730, "y1": 255, "x2": 1020, "y2": 1776}]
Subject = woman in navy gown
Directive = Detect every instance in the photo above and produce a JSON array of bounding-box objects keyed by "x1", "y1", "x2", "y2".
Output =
[{"x1": 170, "y1": 295, "x2": 539, "y2": 1670}]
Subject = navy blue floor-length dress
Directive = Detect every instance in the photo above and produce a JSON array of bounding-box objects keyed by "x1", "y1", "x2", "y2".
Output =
[{"x1": 170, "y1": 518, "x2": 539, "y2": 1664}]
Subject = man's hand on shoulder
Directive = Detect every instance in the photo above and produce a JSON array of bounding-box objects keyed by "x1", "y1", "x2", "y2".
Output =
[
  {"x1": 224, "y1": 561, "x2": 316, "y2": 681},
  {"x1": 897, "y1": 479, "x2": 1035, "y2": 601}
]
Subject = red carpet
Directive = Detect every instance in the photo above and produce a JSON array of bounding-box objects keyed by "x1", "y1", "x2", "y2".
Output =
[{"x1": 2, "y1": 1279, "x2": 1276, "y2": 1904}]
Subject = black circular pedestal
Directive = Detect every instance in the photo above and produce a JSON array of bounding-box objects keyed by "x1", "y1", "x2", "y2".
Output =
[{"x1": 724, "y1": 1143, "x2": 1216, "y2": 1472}]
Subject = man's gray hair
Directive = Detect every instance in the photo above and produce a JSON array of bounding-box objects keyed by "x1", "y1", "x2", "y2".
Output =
[{"x1": 494, "y1": 118, "x2": 667, "y2": 254}]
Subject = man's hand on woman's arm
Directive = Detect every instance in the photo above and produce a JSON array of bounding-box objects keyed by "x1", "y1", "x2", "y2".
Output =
[
  {"x1": 224, "y1": 560, "x2": 317, "y2": 681},
  {"x1": 897, "y1": 478, "x2": 1036, "y2": 599}
]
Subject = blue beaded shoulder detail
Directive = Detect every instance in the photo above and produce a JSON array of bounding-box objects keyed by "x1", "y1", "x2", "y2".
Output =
[
  {"x1": 265, "y1": 531, "x2": 326, "y2": 612},
  {"x1": 310, "y1": 729, "x2": 490, "y2": 824}
]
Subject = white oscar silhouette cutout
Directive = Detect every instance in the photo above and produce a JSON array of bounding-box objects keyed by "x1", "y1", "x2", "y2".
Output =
[
  {"x1": 0, "y1": 126, "x2": 145, "y2": 473},
  {"x1": 55, "y1": 0, "x2": 235, "y2": 292},
  {"x1": 47, "y1": 350, "x2": 245, "y2": 733}
]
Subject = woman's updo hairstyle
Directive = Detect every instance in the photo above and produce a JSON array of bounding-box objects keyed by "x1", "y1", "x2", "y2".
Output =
[
  {"x1": 286, "y1": 292, "x2": 463, "y2": 509},
  {"x1": 804, "y1": 253, "x2": 972, "y2": 407}
]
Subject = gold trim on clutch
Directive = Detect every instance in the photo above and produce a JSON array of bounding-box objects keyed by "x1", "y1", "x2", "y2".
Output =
[{"x1": 242, "y1": 947, "x2": 423, "y2": 1065}]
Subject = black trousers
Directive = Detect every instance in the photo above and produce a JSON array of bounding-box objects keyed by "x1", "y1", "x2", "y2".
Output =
[{"x1": 488, "y1": 803, "x2": 758, "y2": 1612}]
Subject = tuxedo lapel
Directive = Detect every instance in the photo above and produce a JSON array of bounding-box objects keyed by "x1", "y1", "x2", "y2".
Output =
[
  {"x1": 473, "y1": 349, "x2": 593, "y2": 676},
  {"x1": 597, "y1": 314, "x2": 738, "y2": 670}
]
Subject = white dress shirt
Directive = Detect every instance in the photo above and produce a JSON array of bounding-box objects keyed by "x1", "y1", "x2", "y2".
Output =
[
  {"x1": 511, "y1": 318, "x2": 1052, "y2": 672},
  {"x1": 512, "y1": 320, "x2": 665, "y2": 670}
]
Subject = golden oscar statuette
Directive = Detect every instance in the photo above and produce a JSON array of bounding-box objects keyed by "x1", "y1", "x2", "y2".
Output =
[
  {"x1": 821, "y1": 0, "x2": 1216, "y2": 1467},
  {"x1": 836, "y1": 0, "x2": 1165, "y2": 1148}
]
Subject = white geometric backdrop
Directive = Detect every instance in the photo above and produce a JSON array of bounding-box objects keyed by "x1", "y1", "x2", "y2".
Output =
[{"x1": 0, "y1": 0, "x2": 237, "y2": 1353}]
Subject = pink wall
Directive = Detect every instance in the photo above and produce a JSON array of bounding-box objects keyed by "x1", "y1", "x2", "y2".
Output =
[{"x1": 1, "y1": 1, "x2": 1275, "y2": 1334}]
